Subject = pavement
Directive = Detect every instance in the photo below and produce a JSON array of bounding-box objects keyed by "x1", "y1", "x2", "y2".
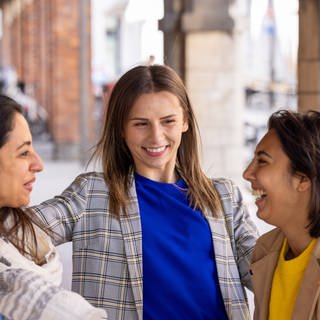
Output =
[{"x1": 31, "y1": 140, "x2": 85, "y2": 290}]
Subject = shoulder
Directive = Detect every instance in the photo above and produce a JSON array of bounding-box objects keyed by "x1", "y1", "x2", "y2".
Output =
[
  {"x1": 212, "y1": 177, "x2": 236, "y2": 193},
  {"x1": 65, "y1": 172, "x2": 108, "y2": 193},
  {"x1": 74, "y1": 172, "x2": 105, "y2": 184},
  {"x1": 256, "y1": 227, "x2": 283, "y2": 245},
  {"x1": 212, "y1": 177, "x2": 243, "y2": 204},
  {"x1": 254, "y1": 228, "x2": 283, "y2": 258}
]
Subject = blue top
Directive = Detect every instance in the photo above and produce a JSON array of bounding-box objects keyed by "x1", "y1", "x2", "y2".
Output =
[{"x1": 135, "y1": 173, "x2": 228, "y2": 320}]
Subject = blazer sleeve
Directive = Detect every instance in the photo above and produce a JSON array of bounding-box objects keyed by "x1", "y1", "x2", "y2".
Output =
[{"x1": 31, "y1": 173, "x2": 94, "y2": 245}]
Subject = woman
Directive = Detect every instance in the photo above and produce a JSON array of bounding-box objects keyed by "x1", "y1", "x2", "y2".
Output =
[
  {"x1": 0, "y1": 95, "x2": 106, "y2": 319},
  {"x1": 243, "y1": 110, "x2": 320, "y2": 319},
  {"x1": 33, "y1": 64, "x2": 258, "y2": 320}
]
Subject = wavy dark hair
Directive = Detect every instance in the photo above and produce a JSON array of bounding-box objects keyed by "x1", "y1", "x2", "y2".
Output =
[
  {"x1": 268, "y1": 109, "x2": 320, "y2": 237},
  {"x1": 91, "y1": 64, "x2": 222, "y2": 217},
  {"x1": 0, "y1": 94, "x2": 49, "y2": 264}
]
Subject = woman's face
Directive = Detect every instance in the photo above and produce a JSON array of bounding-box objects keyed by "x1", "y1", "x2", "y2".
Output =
[
  {"x1": 243, "y1": 129, "x2": 311, "y2": 229},
  {"x1": 0, "y1": 113, "x2": 43, "y2": 207},
  {"x1": 123, "y1": 91, "x2": 188, "y2": 182}
]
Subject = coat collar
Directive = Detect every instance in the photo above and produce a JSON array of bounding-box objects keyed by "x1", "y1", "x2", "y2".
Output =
[
  {"x1": 250, "y1": 229, "x2": 284, "y2": 319},
  {"x1": 251, "y1": 229, "x2": 320, "y2": 320}
]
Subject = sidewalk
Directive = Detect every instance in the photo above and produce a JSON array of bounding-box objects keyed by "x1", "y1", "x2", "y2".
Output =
[{"x1": 31, "y1": 140, "x2": 86, "y2": 290}]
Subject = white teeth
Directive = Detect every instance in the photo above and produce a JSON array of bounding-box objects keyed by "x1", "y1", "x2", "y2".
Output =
[
  {"x1": 252, "y1": 189, "x2": 267, "y2": 200},
  {"x1": 146, "y1": 146, "x2": 166, "y2": 153}
]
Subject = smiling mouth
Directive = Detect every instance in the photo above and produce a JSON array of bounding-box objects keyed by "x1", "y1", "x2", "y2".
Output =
[
  {"x1": 145, "y1": 146, "x2": 166, "y2": 153},
  {"x1": 252, "y1": 189, "x2": 267, "y2": 200},
  {"x1": 24, "y1": 179, "x2": 35, "y2": 192}
]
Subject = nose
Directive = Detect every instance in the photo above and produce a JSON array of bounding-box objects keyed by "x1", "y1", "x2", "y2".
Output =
[
  {"x1": 149, "y1": 123, "x2": 163, "y2": 143},
  {"x1": 242, "y1": 161, "x2": 255, "y2": 181},
  {"x1": 30, "y1": 151, "x2": 44, "y2": 173}
]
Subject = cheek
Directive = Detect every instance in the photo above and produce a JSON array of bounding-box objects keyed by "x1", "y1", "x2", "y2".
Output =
[
  {"x1": 126, "y1": 129, "x2": 145, "y2": 146},
  {"x1": 169, "y1": 126, "x2": 185, "y2": 140}
]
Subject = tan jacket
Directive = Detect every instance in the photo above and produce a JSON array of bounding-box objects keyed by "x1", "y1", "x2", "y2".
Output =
[{"x1": 251, "y1": 228, "x2": 320, "y2": 320}]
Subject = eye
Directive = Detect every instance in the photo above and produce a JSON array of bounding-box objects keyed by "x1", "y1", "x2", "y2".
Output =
[
  {"x1": 20, "y1": 150, "x2": 29, "y2": 157},
  {"x1": 134, "y1": 121, "x2": 147, "y2": 127},
  {"x1": 257, "y1": 158, "x2": 268, "y2": 165},
  {"x1": 163, "y1": 118, "x2": 175, "y2": 125}
]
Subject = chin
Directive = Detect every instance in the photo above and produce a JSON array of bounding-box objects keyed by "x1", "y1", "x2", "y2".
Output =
[
  {"x1": 19, "y1": 198, "x2": 30, "y2": 208},
  {"x1": 257, "y1": 210, "x2": 268, "y2": 222}
]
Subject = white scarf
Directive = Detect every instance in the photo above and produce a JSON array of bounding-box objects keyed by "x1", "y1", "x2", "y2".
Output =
[
  {"x1": 0, "y1": 233, "x2": 62, "y2": 286},
  {"x1": 0, "y1": 229, "x2": 107, "y2": 319}
]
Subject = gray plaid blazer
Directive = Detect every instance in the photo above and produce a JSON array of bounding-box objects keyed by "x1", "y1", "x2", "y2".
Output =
[{"x1": 33, "y1": 172, "x2": 258, "y2": 320}]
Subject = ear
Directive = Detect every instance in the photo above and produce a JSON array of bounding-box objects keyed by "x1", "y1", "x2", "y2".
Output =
[
  {"x1": 182, "y1": 119, "x2": 189, "y2": 133},
  {"x1": 296, "y1": 174, "x2": 311, "y2": 192}
]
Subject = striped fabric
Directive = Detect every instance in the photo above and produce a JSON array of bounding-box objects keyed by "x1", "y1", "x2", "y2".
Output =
[
  {"x1": 0, "y1": 267, "x2": 107, "y2": 320},
  {"x1": 32, "y1": 172, "x2": 259, "y2": 320}
]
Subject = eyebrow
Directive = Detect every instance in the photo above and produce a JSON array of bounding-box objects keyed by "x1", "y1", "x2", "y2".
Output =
[
  {"x1": 128, "y1": 114, "x2": 177, "y2": 121},
  {"x1": 256, "y1": 150, "x2": 272, "y2": 159},
  {"x1": 16, "y1": 141, "x2": 31, "y2": 151}
]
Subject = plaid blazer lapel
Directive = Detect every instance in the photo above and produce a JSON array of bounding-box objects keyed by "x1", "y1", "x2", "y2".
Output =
[
  {"x1": 119, "y1": 182, "x2": 143, "y2": 320},
  {"x1": 206, "y1": 215, "x2": 234, "y2": 311},
  {"x1": 206, "y1": 213, "x2": 251, "y2": 320}
]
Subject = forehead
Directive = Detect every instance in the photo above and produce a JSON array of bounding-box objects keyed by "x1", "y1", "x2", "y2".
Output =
[
  {"x1": 3, "y1": 113, "x2": 31, "y2": 149},
  {"x1": 129, "y1": 91, "x2": 182, "y2": 115},
  {"x1": 256, "y1": 129, "x2": 282, "y2": 152}
]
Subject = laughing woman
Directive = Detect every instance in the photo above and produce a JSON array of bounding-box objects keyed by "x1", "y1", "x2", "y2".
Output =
[
  {"x1": 243, "y1": 110, "x2": 320, "y2": 320},
  {"x1": 0, "y1": 95, "x2": 106, "y2": 320}
]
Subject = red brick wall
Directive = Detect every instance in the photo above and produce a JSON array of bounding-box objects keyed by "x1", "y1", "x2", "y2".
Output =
[{"x1": 0, "y1": 0, "x2": 93, "y2": 159}]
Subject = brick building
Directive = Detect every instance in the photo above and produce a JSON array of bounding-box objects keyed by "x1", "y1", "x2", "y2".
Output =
[
  {"x1": 0, "y1": 0, "x2": 319, "y2": 177},
  {"x1": 0, "y1": 0, "x2": 92, "y2": 160}
]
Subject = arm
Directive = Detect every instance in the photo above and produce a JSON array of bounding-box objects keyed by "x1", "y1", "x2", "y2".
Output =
[
  {"x1": 0, "y1": 264, "x2": 107, "y2": 320},
  {"x1": 31, "y1": 173, "x2": 96, "y2": 245}
]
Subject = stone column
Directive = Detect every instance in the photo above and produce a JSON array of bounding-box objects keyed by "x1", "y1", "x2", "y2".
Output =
[
  {"x1": 161, "y1": 0, "x2": 246, "y2": 183},
  {"x1": 298, "y1": 0, "x2": 320, "y2": 111},
  {"x1": 159, "y1": 0, "x2": 186, "y2": 79}
]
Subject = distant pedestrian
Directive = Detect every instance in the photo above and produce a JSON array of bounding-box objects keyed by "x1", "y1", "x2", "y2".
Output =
[{"x1": 146, "y1": 54, "x2": 156, "y2": 65}]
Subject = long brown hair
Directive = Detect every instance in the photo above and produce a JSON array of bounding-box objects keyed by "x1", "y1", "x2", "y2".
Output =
[
  {"x1": 0, "y1": 94, "x2": 48, "y2": 264},
  {"x1": 91, "y1": 65, "x2": 222, "y2": 217}
]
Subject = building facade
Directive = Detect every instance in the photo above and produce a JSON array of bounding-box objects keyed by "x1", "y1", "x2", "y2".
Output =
[{"x1": 0, "y1": 0, "x2": 92, "y2": 160}]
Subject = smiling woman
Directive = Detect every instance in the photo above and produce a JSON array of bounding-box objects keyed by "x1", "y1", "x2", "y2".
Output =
[
  {"x1": 0, "y1": 96, "x2": 46, "y2": 264},
  {"x1": 0, "y1": 95, "x2": 106, "y2": 320},
  {"x1": 0, "y1": 113, "x2": 42, "y2": 207},
  {"x1": 244, "y1": 110, "x2": 320, "y2": 319},
  {"x1": 31, "y1": 64, "x2": 259, "y2": 320}
]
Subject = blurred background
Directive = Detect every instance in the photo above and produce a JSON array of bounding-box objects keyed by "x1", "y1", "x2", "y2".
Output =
[{"x1": 0, "y1": 0, "x2": 318, "y2": 316}]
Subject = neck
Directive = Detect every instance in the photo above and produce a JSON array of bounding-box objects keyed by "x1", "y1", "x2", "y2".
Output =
[
  {"x1": 285, "y1": 231, "x2": 312, "y2": 258},
  {"x1": 135, "y1": 167, "x2": 178, "y2": 183}
]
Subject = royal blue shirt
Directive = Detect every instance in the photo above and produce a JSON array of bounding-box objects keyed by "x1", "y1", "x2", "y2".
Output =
[{"x1": 135, "y1": 173, "x2": 228, "y2": 320}]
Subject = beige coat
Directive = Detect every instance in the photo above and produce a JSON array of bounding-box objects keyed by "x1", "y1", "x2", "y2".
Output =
[{"x1": 251, "y1": 228, "x2": 320, "y2": 320}]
